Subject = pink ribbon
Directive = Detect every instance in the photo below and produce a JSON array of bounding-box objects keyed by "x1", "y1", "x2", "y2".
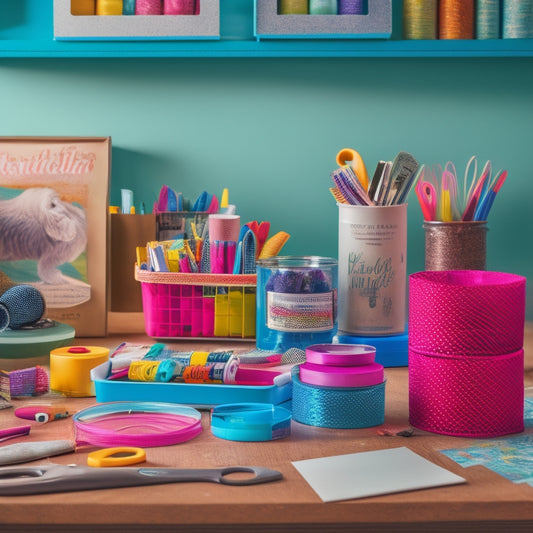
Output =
[
  {"x1": 305, "y1": 344, "x2": 375, "y2": 366},
  {"x1": 299, "y1": 361, "x2": 383, "y2": 388},
  {"x1": 409, "y1": 348, "x2": 524, "y2": 438}
]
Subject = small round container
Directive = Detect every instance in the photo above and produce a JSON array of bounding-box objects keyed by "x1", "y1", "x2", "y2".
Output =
[
  {"x1": 73, "y1": 401, "x2": 203, "y2": 447},
  {"x1": 211, "y1": 403, "x2": 291, "y2": 442},
  {"x1": 255, "y1": 256, "x2": 338, "y2": 352},
  {"x1": 305, "y1": 344, "x2": 376, "y2": 366}
]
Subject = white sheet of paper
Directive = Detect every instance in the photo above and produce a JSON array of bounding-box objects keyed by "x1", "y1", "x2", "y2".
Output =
[{"x1": 292, "y1": 446, "x2": 466, "y2": 502}]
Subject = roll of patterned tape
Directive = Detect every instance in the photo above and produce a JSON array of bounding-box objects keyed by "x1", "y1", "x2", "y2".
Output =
[{"x1": 50, "y1": 346, "x2": 110, "y2": 397}]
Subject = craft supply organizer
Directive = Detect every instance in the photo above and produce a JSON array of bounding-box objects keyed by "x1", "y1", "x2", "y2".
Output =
[{"x1": 135, "y1": 267, "x2": 257, "y2": 339}]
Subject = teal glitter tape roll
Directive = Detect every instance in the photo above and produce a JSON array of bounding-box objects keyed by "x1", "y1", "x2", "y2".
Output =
[{"x1": 291, "y1": 369, "x2": 385, "y2": 429}]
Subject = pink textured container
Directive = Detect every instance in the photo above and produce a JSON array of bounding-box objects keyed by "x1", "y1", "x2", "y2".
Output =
[
  {"x1": 409, "y1": 348, "x2": 524, "y2": 438},
  {"x1": 409, "y1": 270, "x2": 526, "y2": 356}
]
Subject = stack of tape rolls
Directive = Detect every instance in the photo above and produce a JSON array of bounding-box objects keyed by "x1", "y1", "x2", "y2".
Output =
[
  {"x1": 409, "y1": 271, "x2": 526, "y2": 438},
  {"x1": 292, "y1": 344, "x2": 385, "y2": 429},
  {"x1": 50, "y1": 346, "x2": 110, "y2": 397}
]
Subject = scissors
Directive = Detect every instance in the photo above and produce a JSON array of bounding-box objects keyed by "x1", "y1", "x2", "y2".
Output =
[{"x1": 0, "y1": 464, "x2": 283, "y2": 496}]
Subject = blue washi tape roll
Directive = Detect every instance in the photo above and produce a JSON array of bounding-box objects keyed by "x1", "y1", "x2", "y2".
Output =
[
  {"x1": 211, "y1": 403, "x2": 291, "y2": 442},
  {"x1": 291, "y1": 368, "x2": 385, "y2": 429}
]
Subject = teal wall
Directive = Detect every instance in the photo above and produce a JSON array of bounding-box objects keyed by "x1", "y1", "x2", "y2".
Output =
[{"x1": 0, "y1": 55, "x2": 531, "y2": 317}]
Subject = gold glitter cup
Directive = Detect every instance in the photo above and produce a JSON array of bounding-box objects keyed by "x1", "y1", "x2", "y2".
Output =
[
  {"x1": 424, "y1": 221, "x2": 487, "y2": 271},
  {"x1": 338, "y1": 204, "x2": 407, "y2": 336}
]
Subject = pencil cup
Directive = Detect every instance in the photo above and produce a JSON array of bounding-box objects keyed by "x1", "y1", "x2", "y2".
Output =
[
  {"x1": 338, "y1": 204, "x2": 407, "y2": 336},
  {"x1": 424, "y1": 221, "x2": 487, "y2": 271}
]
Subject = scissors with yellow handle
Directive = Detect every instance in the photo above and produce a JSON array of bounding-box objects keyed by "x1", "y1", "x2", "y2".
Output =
[
  {"x1": 0, "y1": 464, "x2": 283, "y2": 495},
  {"x1": 336, "y1": 148, "x2": 369, "y2": 192}
]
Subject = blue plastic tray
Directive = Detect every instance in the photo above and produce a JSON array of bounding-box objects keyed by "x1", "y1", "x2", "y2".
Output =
[{"x1": 91, "y1": 361, "x2": 292, "y2": 409}]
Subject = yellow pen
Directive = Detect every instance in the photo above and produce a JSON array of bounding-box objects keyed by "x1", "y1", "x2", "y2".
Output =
[{"x1": 441, "y1": 189, "x2": 453, "y2": 222}]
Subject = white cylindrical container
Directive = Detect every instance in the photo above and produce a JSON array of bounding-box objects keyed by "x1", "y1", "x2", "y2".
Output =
[{"x1": 338, "y1": 203, "x2": 407, "y2": 336}]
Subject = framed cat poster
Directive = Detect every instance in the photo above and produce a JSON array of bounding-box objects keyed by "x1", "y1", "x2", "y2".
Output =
[{"x1": 0, "y1": 137, "x2": 110, "y2": 337}]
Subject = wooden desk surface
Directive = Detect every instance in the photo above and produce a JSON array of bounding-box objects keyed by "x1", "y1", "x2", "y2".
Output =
[{"x1": 1, "y1": 322, "x2": 532, "y2": 533}]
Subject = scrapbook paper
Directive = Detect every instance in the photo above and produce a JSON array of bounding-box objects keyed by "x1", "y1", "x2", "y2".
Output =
[{"x1": 292, "y1": 446, "x2": 466, "y2": 502}]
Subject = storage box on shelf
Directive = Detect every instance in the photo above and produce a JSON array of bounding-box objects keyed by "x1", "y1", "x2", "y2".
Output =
[
  {"x1": 53, "y1": 0, "x2": 220, "y2": 40},
  {"x1": 254, "y1": 0, "x2": 392, "y2": 40}
]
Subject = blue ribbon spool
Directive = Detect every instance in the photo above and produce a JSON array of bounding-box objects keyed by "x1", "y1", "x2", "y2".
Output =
[{"x1": 291, "y1": 369, "x2": 385, "y2": 429}]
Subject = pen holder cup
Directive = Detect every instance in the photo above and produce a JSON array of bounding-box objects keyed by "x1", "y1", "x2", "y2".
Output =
[
  {"x1": 135, "y1": 267, "x2": 257, "y2": 339},
  {"x1": 424, "y1": 221, "x2": 487, "y2": 271},
  {"x1": 255, "y1": 256, "x2": 338, "y2": 352},
  {"x1": 338, "y1": 203, "x2": 407, "y2": 336}
]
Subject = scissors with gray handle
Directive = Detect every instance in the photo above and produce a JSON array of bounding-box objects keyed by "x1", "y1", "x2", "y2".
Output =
[{"x1": 0, "y1": 464, "x2": 283, "y2": 496}]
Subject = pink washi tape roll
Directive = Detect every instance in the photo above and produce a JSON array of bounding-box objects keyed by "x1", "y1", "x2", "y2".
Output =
[
  {"x1": 409, "y1": 347, "x2": 524, "y2": 438},
  {"x1": 299, "y1": 361, "x2": 384, "y2": 388},
  {"x1": 409, "y1": 270, "x2": 526, "y2": 356},
  {"x1": 208, "y1": 214, "x2": 241, "y2": 243},
  {"x1": 305, "y1": 344, "x2": 375, "y2": 366}
]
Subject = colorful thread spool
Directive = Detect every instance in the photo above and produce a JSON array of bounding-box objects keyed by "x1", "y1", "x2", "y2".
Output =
[
  {"x1": 123, "y1": 0, "x2": 136, "y2": 15},
  {"x1": 309, "y1": 0, "x2": 337, "y2": 15},
  {"x1": 71, "y1": 0, "x2": 96, "y2": 15},
  {"x1": 439, "y1": 0, "x2": 475, "y2": 39},
  {"x1": 476, "y1": 0, "x2": 501, "y2": 39},
  {"x1": 164, "y1": 0, "x2": 196, "y2": 15},
  {"x1": 96, "y1": 0, "x2": 123, "y2": 15},
  {"x1": 135, "y1": 0, "x2": 163, "y2": 15},
  {"x1": 338, "y1": 0, "x2": 366, "y2": 15},
  {"x1": 503, "y1": 0, "x2": 533, "y2": 38},
  {"x1": 279, "y1": 0, "x2": 309, "y2": 15},
  {"x1": 403, "y1": 0, "x2": 437, "y2": 39}
]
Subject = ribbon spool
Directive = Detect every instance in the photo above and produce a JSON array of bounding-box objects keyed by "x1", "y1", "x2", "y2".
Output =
[
  {"x1": 409, "y1": 348, "x2": 524, "y2": 438},
  {"x1": 305, "y1": 344, "x2": 375, "y2": 366},
  {"x1": 409, "y1": 271, "x2": 526, "y2": 356},
  {"x1": 299, "y1": 361, "x2": 383, "y2": 388},
  {"x1": 292, "y1": 369, "x2": 385, "y2": 429},
  {"x1": 50, "y1": 346, "x2": 110, "y2": 397}
]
